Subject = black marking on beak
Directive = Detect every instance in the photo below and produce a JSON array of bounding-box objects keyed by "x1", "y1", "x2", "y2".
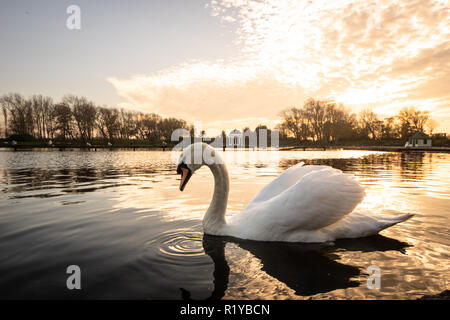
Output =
[{"x1": 177, "y1": 162, "x2": 192, "y2": 191}]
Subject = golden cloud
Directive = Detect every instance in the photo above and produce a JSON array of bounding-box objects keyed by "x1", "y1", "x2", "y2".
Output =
[{"x1": 108, "y1": 0, "x2": 450, "y2": 132}]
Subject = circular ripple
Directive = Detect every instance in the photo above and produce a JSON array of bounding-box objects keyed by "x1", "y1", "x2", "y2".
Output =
[
  {"x1": 159, "y1": 232, "x2": 204, "y2": 257},
  {"x1": 144, "y1": 228, "x2": 206, "y2": 264}
]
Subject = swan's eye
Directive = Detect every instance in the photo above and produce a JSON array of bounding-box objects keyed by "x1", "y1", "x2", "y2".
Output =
[{"x1": 176, "y1": 162, "x2": 185, "y2": 174}]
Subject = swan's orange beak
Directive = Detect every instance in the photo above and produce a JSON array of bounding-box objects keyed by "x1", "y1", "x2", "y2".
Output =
[{"x1": 177, "y1": 163, "x2": 192, "y2": 191}]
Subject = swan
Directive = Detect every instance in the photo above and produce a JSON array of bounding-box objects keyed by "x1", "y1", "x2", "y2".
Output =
[{"x1": 176, "y1": 143, "x2": 413, "y2": 243}]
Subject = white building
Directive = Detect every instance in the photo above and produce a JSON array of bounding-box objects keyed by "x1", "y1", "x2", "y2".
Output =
[
  {"x1": 405, "y1": 132, "x2": 432, "y2": 147},
  {"x1": 227, "y1": 129, "x2": 243, "y2": 147}
]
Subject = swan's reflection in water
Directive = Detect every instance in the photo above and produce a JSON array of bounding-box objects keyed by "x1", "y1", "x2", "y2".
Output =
[{"x1": 181, "y1": 234, "x2": 411, "y2": 300}]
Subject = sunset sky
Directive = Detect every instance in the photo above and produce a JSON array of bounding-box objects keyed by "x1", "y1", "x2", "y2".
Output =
[{"x1": 1, "y1": 0, "x2": 449, "y2": 134}]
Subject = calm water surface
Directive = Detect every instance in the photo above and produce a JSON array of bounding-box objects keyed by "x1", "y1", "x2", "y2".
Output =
[{"x1": 0, "y1": 149, "x2": 448, "y2": 299}]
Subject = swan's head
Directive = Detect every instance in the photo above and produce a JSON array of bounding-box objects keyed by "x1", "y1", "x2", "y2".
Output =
[{"x1": 176, "y1": 142, "x2": 221, "y2": 191}]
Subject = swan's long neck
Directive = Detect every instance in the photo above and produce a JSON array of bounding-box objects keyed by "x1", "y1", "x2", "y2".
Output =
[{"x1": 203, "y1": 162, "x2": 229, "y2": 235}]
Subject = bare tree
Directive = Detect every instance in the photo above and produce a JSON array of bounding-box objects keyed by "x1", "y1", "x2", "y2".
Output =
[
  {"x1": 136, "y1": 113, "x2": 161, "y2": 141},
  {"x1": 303, "y1": 99, "x2": 329, "y2": 142},
  {"x1": 63, "y1": 95, "x2": 96, "y2": 141},
  {"x1": 1, "y1": 93, "x2": 34, "y2": 136},
  {"x1": 43, "y1": 101, "x2": 57, "y2": 139},
  {"x1": 158, "y1": 118, "x2": 187, "y2": 142},
  {"x1": 359, "y1": 109, "x2": 382, "y2": 140},
  {"x1": 397, "y1": 107, "x2": 429, "y2": 138},
  {"x1": 279, "y1": 107, "x2": 310, "y2": 141},
  {"x1": 31, "y1": 95, "x2": 53, "y2": 139},
  {"x1": 118, "y1": 109, "x2": 138, "y2": 139},
  {"x1": 324, "y1": 103, "x2": 355, "y2": 143},
  {"x1": 96, "y1": 107, "x2": 120, "y2": 141},
  {"x1": 278, "y1": 101, "x2": 357, "y2": 143},
  {"x1": 54, "y1": 104, "x2": 73, "y2": 140},
  {"x1": 379, "y1": 117, "x2": 398, "y2": 140},
  {"x1": 0, "y1": 97, "x2": 8, "y2": 138}
]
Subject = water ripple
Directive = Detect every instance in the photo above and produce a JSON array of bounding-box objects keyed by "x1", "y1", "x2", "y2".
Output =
[
  {"x1": 143, "y1": 229, "x2": 206, "y2": 265},
  {"x1": 158, "y1": 232, "x2": 204, "y2": 257}
]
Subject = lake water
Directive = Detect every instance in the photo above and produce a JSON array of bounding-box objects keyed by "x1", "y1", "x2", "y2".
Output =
[{"x1": 0, "y1": 149, "x2": 448, "y2": 299}]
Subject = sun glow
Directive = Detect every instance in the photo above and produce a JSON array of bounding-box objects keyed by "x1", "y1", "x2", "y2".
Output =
[{"x1": 109, "y1": 0, "x2": 450, "y2": 132}]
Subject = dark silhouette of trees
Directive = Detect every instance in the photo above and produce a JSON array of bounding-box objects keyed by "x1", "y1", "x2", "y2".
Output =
[
  {"x1": 0, "y1": 92, "x2": 191, "y2": 143},
  {"x1": 278, "y1": 99, "x2": 437, "y2": 144},
  {"x1": 279, "y1": 99, "x2": 357, "y2": 143},
  {"x1": 380, "y1": 117, "x2": 396, "y2": 140},
  {"x1": 54, "y1": 103, "x2": 73, "y2": 140},
  {"x1": 0, "y1": 93, "x2": 34, "y2": 137},
  {"x1": 303, "y1": 99, "x2": 327, "y2": 142},
  {"x1": 0, "y1": 96, "x2": 9, "y2": 138},
  {"x1": 278, "y1": 107, "x2": 310, "y2": 141},
  {"x1": 279, "y1": 99, "x2": 359, "y2": 144},
  {"x1": 30, "y1": 95, "x2": 53, "y2": 139},
  {"x1": 396, "y1": 107, "x2": 429, "y2": 139},
  {"x1": 63, "y1": 95, "x2": 97, "y2": 141},
  {"x1": 159, "y1": 118, "x2": 188, "y2": 142},
  {"x1": 323, "y1": 102, "x2": 356, "y2": 143},
  {"x1": 136, "y1": 113, "x2": 161, "y2": 141},
  {"x1": 359, "y1": 109, "x2": 382, "y2": 140},
  {"x1": 0, "y1": 92, "x2": 441, "y2": 146},
  {"x1": 96, "y1": 106, "x2": 119, "y2": 141},
  {"x1": 118, "y1": 109, "x2": 138, "y2": 139}
]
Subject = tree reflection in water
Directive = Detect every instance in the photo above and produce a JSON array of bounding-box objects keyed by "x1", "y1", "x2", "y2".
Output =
[{"x1": 279, "y1": 151, "x2": 427, "y2": 182}]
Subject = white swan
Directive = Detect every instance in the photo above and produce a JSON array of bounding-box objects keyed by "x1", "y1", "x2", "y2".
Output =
[{"x1": 177, "y1": 143, "x2": 413, "y2": 243}]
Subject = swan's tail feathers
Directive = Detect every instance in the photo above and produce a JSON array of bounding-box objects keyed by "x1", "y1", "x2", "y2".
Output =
[
  {"x1": 377, "y1": 213, "x2": 414, "y2": 231},
  {"x1": 328, "y1": 212, "x2": 414, "y2": 240}
]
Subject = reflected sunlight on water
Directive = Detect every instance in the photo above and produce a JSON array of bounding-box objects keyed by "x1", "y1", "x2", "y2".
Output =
[{"x1": 0, "y1": 149, "x2": 448, "y2": 299}]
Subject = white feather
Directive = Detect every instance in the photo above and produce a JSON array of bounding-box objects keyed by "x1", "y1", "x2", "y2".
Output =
[{"x1": 181, "y1": 143, "x2": 413, "y2": 243}]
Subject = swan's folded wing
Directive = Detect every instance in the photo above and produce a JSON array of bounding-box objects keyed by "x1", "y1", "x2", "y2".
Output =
[
  {"x1": 244, "y1": 167, "x2": 366, "y2": 231},
  {"x1": 247, "y1": 163, "x2": 334, "y2": 207}
]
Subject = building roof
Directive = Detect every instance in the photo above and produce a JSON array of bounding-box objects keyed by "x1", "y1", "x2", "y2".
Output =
[
  {"x1": 409, "y1": 132, "x2": 429, "y2": 139},
  {"x1": 229, "y1": 129, "x2": 241, "y2": 135}
]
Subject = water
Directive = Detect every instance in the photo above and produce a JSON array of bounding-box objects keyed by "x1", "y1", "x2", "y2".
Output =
[{"x1": 0, "y1": 149, "x2": 448, "y2": 299}]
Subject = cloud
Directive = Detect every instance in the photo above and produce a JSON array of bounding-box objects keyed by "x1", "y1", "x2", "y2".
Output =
[
  {"x1": 108, "y1": 64, "x2": 306, "y2": 123},
  {"x1": 108, "y1": 0, "x2": 450, "y2": 131}
]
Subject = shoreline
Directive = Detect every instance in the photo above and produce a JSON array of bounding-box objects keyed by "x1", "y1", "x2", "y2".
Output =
[
  {"x1": 282, "y1": 145, "x2": 450, "y2": 153},
  {"x1": 1, "y1": 144, "x2": 450, "y2": 153},
  {"x1": 341, "y1": 145, "x2": 450, "y2": 153}
]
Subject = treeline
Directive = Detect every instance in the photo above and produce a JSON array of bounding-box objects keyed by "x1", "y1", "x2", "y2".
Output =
[
  {"x1": 0, "y1": 93, "x2": 442, "y2": 146},
  {"x1": 276, "y1": 98, "x2": 437, "y2": 144},
  {"x1": 0, "y1": 93, "x2": 192, "y2": 143}
]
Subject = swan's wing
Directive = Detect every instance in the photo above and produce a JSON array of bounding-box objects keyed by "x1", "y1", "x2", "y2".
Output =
[
  {"x1": 240, "y1": 166, "x2": 365, "y2": 231},
  {"x1": 247, "y1": 162, "x2": 334, "y2": 207}
]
